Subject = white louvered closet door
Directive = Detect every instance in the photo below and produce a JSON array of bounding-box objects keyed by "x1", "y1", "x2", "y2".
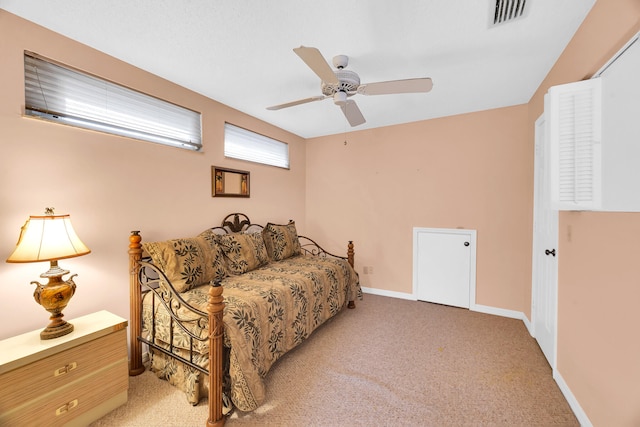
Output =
[{"x1": 548, "y1": 78, "x2": 602, "y2": 211}]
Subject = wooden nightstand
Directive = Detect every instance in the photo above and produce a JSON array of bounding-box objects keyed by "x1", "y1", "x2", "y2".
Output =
[{"x1": 0, "y1": 310, "x2": 128, "y2": 426}]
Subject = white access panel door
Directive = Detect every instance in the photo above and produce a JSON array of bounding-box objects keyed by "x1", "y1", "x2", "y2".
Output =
[{"x1": 414, "y1": 228, "x2": 477, "y2": 309}]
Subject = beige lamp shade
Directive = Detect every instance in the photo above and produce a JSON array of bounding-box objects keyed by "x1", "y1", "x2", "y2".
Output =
[{"x1": 6, "y1": 214, "x2": 91, "y2": 263}]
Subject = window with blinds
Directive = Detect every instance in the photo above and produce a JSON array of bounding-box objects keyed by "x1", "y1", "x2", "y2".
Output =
[
  {"x1": 24, "y1": 52, "x2": 202, "y2": 151},
  {"x1": 224, "y1": 123, "x2": 289, "y2": 169}
]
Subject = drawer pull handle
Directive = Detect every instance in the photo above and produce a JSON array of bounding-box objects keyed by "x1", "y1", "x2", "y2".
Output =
[
  {"x1": 54, "y1": 361, "x2": 77, "y2": 376},
  {"x1": 55, "y1": 399, "x2": 78, "y2": 416}
]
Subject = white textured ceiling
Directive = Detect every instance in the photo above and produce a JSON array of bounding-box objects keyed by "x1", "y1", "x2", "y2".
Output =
[{"x1": 0, "y1": 0, "x2": 596, "y2": 138}]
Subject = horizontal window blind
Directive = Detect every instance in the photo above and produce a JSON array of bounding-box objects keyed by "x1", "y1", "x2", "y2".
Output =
[
  {"x1": 24, "y1": 52, "x2": 202, "y2": 151},
  {"x1": 224, "y1": 123, "x2": 289, "y2": 169}
]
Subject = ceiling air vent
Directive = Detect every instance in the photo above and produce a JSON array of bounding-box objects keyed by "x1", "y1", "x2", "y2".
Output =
[{"x1": 491, "y1": 0, "x2": 527, "y2": 27}]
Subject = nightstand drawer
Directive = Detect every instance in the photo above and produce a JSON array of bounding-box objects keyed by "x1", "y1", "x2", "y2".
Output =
[
  {"x1": 0, "y1": 328, "x2": 127, "y2": 411},
  {"x1": 0, "y1": 311, "x2": 128, "y2": 426},
  {"x1": 0, "y1": 357, "x2": 128, "y2": 427}
]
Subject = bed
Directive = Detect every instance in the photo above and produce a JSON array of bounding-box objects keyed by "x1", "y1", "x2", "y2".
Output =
[{"x1": 128, "y1": 213, "x2": 360, "y2": 426}]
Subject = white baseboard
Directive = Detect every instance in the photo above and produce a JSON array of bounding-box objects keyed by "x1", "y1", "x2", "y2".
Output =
[
  {"x1": 361, "y1": 287, "x2": 416, "y2": 300},
  {"x1": 553, "y1": 370, "x2": 592, "y2": 426},
  {"x1": 521, "y1": 314, "x2": 533, "y2": 336},
  {"x1": 471, "y1": 304, "x2": 534, "y2": 335},
  {"x1": 362, "y1": 289, "x2": 530, "y2": 325},
  {"x1": 471, "y1": 303, "x2": 523, "y2": 320},
  {"x1": 473, "y1": 303, "x2": 534, "y2": 334}
]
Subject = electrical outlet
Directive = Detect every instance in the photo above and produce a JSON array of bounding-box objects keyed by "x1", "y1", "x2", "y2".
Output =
[
  {"x1": 363, "y1": 266, "x2": 368, "y2": 274},
  {"x1": 368, "y1": 266, "x2": 373, "y2": 274}
]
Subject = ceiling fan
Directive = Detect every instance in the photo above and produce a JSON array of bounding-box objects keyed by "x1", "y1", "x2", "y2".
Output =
[{"x1": 267, "y1": 46, "x2": 433, "y2": 127}]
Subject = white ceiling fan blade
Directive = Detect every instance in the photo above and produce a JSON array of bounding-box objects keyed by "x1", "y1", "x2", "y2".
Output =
[
  {"x1": 340, "y1": 100, "x2": 366, "y2": 127},
  {"x1": 293, "y1": 46, "x2": 339, "y2": 85},
  {"x1": 267, "y1": 96, "x2": 326, "y2": 110},
  {"x1": 357, "y1": 77, "x2": 433, "y2": 96}
]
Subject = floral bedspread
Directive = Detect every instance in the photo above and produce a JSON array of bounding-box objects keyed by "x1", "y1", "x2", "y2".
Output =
[{"x1": 142, "y1": 254, "x2": 360, "y2": 412}]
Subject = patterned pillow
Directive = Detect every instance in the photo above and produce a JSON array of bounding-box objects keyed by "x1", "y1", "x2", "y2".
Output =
[
  {"x1": 216, "y1": 232, "x2": 269, "y2": 275},
  {"x1": 262, "y1": 222, "x2": 302, "y2": 261},
  {"x1": 197, "y1": 229, "x2": 228, "y2": 283},
  {"x1": 143, "y1": 236, "x2": 223, "y2": 293}
]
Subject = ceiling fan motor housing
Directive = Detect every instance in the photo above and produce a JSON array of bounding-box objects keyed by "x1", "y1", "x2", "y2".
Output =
[{"x1": 321, "y1": 69, "x2": 360, "y2": 96}]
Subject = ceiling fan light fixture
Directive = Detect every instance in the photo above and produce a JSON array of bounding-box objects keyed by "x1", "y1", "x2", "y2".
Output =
[{"x1": 333, "y1": 91, "x2": 347, "y2": 105}]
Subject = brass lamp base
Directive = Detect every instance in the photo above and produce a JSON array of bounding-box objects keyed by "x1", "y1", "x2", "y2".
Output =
[
  {"x1": 32, "y1": 260, "x2": 77, "y2": 340},
  {"x1": 40, "y1": 319, "x2": 74, "y2": 340}
]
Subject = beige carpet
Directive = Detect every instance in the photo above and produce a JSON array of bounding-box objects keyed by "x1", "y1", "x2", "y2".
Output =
[{"x1": 91, "y1": 294, "x2": 578, "y2": 426}]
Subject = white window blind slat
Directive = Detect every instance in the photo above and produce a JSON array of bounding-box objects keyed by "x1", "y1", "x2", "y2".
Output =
[
  {"x1": 224, "y1": 123, "x2": 289, "y2": 169},
  {"x1": 24, "y1": 53, "x2": 202, "y2": 151}
]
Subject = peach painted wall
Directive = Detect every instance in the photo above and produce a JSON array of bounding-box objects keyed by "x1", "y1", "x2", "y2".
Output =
[
  {"x1": 526, "y1": 1, "x2": 640, "y2": 425},
  {"x1": 306, "y1": 104, "x2": 532, "y2": 313},
  {"x1": 3, "y1": 3, "x2": 639, "y2": 424},
  {"x1": 0, "y1": 11, "x2": 306, "y2": 340}
]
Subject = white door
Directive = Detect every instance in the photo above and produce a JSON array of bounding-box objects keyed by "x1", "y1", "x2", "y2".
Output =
[
  {"x1": 532, "y1": 113, "x2": 559, "y2": 368},
  {"x1": 414, "y1": 228, "x2": 476, "y2": 309}
]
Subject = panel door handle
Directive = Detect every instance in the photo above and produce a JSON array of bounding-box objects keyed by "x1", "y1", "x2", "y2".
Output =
[{"x1": 545, "y1": 249, "x2": 556, "y2": 257}]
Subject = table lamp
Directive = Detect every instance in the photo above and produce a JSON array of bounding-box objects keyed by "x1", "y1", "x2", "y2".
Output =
[{"x1": 6, "y1": 208, "x2": 91, "y2": 339}]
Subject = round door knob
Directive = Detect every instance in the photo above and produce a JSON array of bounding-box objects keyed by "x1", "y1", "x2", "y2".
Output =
[{"x1": 464, "y1": 242, "x2": 470, "y2": 246}]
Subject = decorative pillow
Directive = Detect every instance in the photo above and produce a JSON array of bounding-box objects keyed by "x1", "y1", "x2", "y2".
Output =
[
  {"x1": 262, "y1": 222, "x2": 302, "y2": 261},
  {"x1": 143, "y1": 236, "x2": 222, "y2": 293},
  {"x1": 216, "y1": 232, "x2": 269, "y2": 275},
  {"x1": 197, "y1": 229, "x2": 228, "y2": 283}
]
